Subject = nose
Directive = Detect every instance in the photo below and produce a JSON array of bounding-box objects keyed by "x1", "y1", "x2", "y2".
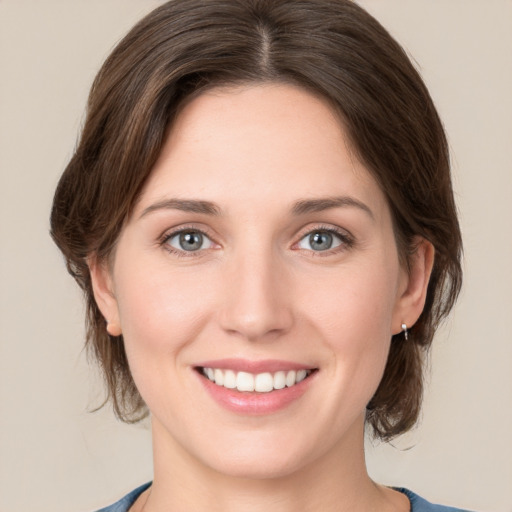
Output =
[{"x1": 218, "y1": 246, "x2": 294, "y2": 342}]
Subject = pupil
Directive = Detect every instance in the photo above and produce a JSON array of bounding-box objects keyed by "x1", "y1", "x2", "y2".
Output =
[
  {"x1": 179, "y1": 232, "x2": 202, "y2": 251},
  {"x1": 310, "y1": 232, "x2": 332, "y2": 251}
]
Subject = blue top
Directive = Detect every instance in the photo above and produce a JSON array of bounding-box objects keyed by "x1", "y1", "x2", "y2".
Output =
[
  {"x1": 95, "y1": 483, "x2": 151, "y2": 512},
  {"x1": 396, "y1": 488, "x2": 474, "y2": 511},
  {"x1": 95, "y1": 483, "x2": 474, "y2": 511}
]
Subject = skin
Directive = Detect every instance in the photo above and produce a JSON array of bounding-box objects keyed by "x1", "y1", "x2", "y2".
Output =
[{"x1": 91, "y1": 84, "x2": 433, "y2": 512}]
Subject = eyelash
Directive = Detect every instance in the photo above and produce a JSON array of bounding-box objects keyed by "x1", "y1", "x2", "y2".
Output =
[
  {"x1": 159, "y1": 225, "x2": 215, "y2": 258},
  {"x1": 158, "y1": 224, "x2": 355, "y2": 258},
  {"x1": 293, "y1": 224, "x2": 355, "y2": 257}
]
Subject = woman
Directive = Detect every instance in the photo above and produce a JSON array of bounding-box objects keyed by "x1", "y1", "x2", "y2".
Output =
[{"x1": 51, "y1": 1, "x2": 469, "y2": 511}]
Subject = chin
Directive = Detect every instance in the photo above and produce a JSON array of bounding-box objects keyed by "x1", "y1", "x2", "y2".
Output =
[{"x1": 186, "y1": 426, "x2": 331, "y2": 481}]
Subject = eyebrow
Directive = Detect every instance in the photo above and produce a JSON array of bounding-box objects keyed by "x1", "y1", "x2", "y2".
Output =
[
  {"x1": 139, "y1": 198, "x2": 221, "y2": 218},
  {"x1": 139, "y1": 195, "x2": 374, "y2": 220},
  {"x1": 291, "y1": 196, "x2": 374, "y2": 219}
]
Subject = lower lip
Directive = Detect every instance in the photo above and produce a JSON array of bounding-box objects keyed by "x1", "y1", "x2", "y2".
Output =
[{"x1": 197, "y1": 371, "x2": 315, "y2": 415}]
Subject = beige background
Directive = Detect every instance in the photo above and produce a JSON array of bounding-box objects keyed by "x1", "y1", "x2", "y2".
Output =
[{"x1": 1, "y1": 1, "x2": 511, "y2": 511}]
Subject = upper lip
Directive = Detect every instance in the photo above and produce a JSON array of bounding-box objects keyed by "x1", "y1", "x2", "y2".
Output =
[{"x1": 194, "y1": 358, "x2": 316, "y2": 374}]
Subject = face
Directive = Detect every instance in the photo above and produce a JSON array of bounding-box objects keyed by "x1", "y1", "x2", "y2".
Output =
[{"x1": 92, "y1": 84, "x2": 429, "y2": 479}]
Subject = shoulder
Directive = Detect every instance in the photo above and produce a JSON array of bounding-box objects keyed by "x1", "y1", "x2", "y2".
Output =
[
  {"x1": 94, "y1": 482, "x2": 152, "y2": 512},
  {"x1": 397, "y1": 488, "x2": 475, "y2": 512}
]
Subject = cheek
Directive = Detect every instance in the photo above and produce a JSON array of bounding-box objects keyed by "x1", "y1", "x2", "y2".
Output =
[
  {"x1": 306, "y1": 263, "x2": 399, "y2": 338},
  {"x1": 301, "y1": 260, "x2": 400, "y2": 387},
  {"x1": 111, "y1": 260, "x2": 221, "y2": 419},
  {"x1": 113, "y1": 258, "x2": 217, "y2": 359}
]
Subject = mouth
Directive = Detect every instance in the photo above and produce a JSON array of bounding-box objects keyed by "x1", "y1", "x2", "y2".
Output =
[
  {"x1": 193, "y1": 359, "x2": 318, "y2": 414},
  {"x1": 197, "y1": 366, "x2": 317, "y2": 393}
]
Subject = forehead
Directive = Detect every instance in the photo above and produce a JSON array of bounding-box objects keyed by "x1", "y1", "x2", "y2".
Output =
[{"x1": 135, "y1": 83, "x2": 388, "y2": 218}]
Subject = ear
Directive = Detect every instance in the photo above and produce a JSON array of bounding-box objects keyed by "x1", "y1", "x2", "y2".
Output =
[
  {"x1": 88, "y1": 256, "x2": 122, "y2": 337},
  {"x1": 392, "y1": 237, "x2": 435, "y2": 335}
]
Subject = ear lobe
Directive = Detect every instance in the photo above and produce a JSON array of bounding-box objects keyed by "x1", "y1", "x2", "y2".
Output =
[
  {"x1": 392, "y1": 238, "x2": 435, "y2": 334},
  {"x1": 88, "y1": 256, "x2": 122, "y2": 336}
]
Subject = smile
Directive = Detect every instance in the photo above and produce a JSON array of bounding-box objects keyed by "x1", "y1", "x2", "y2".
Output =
[
  {"x1": 200, "y1": 367, "x2": 314, "y2": 393},
  {"x1": 195, "y1": 359, "x2": 318, "y2": 414}
]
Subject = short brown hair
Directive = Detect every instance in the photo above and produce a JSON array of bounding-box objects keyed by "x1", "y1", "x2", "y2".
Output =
[{"x1": 50, "y1": 0, "x2": 462, "y2": 440}]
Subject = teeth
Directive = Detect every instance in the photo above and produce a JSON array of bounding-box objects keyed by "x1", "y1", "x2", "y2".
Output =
[
  {"x1": 236, "y1": 371, "x2": 255, "y2": 392},
  {"x1": 223, "y1": 370, "x2": 236, "y2": 389},
  {"x1": 201, "y1": 367, "x2": 313, "y2": 392},
  {"x1": 274, "y1": 371, "x2": 286, "y2": 390},
  {"x1": 296, "y1": 369, "x2": 307, "y2": 383},
  {"x1": 255, "y1": 372, "x2": 273, "y2": 393},
  {"x1": 214, "y1": 369, "x2": 224, "y2": 386},
  {"x1": 285, "y1": 370, "x2": 296, "y2": 387}
]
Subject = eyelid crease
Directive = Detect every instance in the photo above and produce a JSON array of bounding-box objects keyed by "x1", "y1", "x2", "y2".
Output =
[
  {"x1": 159, "y1": 225, "x2": 219, "y2": 258},
  {"x1": 157, "y1": 223, "x2": 355, "y2": 258},
  {"x1": 291, "y1": 224, "x2": 356, "y2": 255},
  {"x1": 159, "y1": 224, "x2": 215, "y2": 243},
  {"x1": 295, "y1": 223, "x2": 354, "y2": 242}
]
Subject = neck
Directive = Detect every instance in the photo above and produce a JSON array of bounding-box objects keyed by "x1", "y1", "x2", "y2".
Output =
[{"x1": 139, "y1": 415, "x2": 406, "y2": 512}]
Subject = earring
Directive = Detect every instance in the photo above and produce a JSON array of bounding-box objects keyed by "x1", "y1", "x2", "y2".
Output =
[
  {"x1": 106, "y1": 322, "x2": 122, "y2": 337},
  {"x1": 401, "y1": 323, "x2": 409, "y2": 341}
]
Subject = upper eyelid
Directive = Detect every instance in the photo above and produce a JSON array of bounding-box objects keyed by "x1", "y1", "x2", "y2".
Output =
[
  {"x1": 292, "y1": 224, "x2": 355, "y2": 252},
  {"x1": 295, "y1": 223, "x2": 353, "y2": 241},
  {"x1": 157, "y1": 222, "x2": 353, "y2": 248},
  {"x1": 159, "y1": 226, "x2": 219, "y2": 257},
  {"x1": 160, "y1": 224, "x2": 216, "y2": 242}
]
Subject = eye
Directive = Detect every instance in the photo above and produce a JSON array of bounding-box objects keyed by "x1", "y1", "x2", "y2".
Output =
[
  {"x1": 297, "y1": 229, "x2": 345, "y2": 252},
  {"x1": 165, "y1": 230, "x2": 214, "y2": 252}
]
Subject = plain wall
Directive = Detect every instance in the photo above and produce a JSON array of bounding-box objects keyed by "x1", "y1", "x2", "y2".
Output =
[{"x1": 0, "y1": 1, "x2": 511, "y2": 511}]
